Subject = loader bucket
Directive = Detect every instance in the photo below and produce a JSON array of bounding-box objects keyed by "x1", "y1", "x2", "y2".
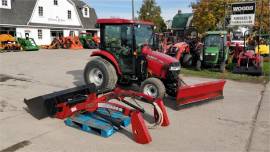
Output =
[{"x1": 176, "y1": 80, "x2": 226, "y2": 106}]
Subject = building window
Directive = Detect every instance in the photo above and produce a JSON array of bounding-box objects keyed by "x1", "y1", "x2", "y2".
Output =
[
  {"x1": 38, "y1": 6, "x2": 43, "y2": 16},
  {"x1": 84, "y1": 8, "x2": 88, "y2": 16},
  {"x1": 53, "y1": 0, "x2": 58, "y2": 5},
  {"x1": 2, "y1": 0, "x2": 7, "y2": 6},
  {"x1": 67, "y1": 10, "x2": 71, "y2": 19},
  {"x1": 38, "y1": 30, "x2": 42, "y2": 39}
]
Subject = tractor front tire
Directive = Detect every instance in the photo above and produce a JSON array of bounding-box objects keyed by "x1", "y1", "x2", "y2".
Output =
[
  {"x1": 140, "y1": 78, "x2": 165, "y2": 99},
  {"x1": 183, "y1": 54, "x2": 192, "y2": 66},
  {"x1": 84, "y1": 57, "x2": 117, "y2": 91}
]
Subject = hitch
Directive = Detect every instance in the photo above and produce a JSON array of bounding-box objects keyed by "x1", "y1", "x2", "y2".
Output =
[{"x1": 24, "y1": 84, "x2": 169, "y2": 144}]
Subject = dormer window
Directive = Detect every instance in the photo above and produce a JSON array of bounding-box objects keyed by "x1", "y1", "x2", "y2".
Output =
[
  {"x1": 2, "y1": 0, "x2": 7, "y2": 6},
  {"x1": 82, "y1": 7, "x2": 90, "y2": 18},
  {"x1": 54, "y1": 0, "x2": 58, "y2": 5},
  {"x1": 0, "y1": 0, "x2": 11, "y2": 9}
]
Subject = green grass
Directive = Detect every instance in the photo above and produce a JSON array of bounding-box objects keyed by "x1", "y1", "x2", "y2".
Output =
[{"x1": 181, "y1": 61, "x2": 270, "y2": 83}]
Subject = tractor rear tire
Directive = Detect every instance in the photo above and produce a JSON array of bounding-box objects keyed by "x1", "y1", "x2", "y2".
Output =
[
  {"x1": 183, "y1": 54, "x2": 192, "y2": 66},
  {"x1": 84, "y1": 57, "x2": 117, "y2": 91},
  {"x1": 220, "y1": 62, "x2": 226, "y2": 73},
  {"x1": 140, "y1": 78, "x2": 165, "y2": 99}
]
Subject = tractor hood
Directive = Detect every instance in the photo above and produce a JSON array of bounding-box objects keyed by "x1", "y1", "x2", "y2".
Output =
[
  {"x1": 204, "y1": 47, "x2": 219, "y2": 54},
  {"x1": 142, "y1": 46, "x2": 179, "y2": 65}
]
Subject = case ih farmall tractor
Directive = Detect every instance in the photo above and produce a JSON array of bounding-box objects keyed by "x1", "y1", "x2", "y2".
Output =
[{"x1": 83, "y1": 18, "x2": 226, "y2": 107}]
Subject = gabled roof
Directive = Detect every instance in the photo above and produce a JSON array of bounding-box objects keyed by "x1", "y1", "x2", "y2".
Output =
[
  {"x1": 0, "y1": 0, "x2": 97, "y2": 30},
  {"x1": 71, "y1": 0, "x2": 97, "y2": 29},
  {"x1": 172, "y1": 13, "x2": 193, "y2": 29},
  {"x1": 0, "y1": 0, "x2": 37, "y2": 25}
]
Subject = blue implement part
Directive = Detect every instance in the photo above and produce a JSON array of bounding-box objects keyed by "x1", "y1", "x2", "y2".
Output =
[{"x1": 64, "y1": 108, "x2": 131, "y2": 138}]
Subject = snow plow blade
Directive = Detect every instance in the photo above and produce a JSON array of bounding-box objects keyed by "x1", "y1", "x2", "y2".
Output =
[{"x1": 176, "y1": 80, "x2": 226, "y2": 106}]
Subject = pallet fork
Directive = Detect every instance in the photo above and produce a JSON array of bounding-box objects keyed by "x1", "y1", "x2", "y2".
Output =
[{"x1": 24, "y1": 84, "x2": 169, "y2": 144}]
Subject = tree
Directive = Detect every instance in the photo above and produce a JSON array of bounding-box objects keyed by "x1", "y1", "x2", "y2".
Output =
[
  {"x1": 138, "y1": 0, "x2": 166, "y2": 32},
  {"x1": 191, "y1": 0, "x2": 270, "y2": 33},
  {"x1": 191, "y1": 0, "x2": 226, "y2": 33}
]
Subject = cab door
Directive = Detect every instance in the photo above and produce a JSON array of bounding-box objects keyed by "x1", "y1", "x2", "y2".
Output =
[{"x1": 101, "y1": 24, "x2": 134, "y2": 74}]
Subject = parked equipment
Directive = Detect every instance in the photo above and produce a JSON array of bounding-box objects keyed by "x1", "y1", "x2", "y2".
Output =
[
  {"x1": 255, "y1": 34, "x2": 269, "y2": 57},
  {"x1": 202, "y1": 31, "x2": 230, "y2": 72},
  {"x1": 79, "y1": 33, "x2": 99, "y2": 49},
  {"x1": 232, "y1": 30, "x2": 263, "y2": 76},
  {"x1": 24, "y1": 84, "x2": 170, "y2": 144},
  {"x1": 17, "y1": 37, "x2": 39, "y2": 51},
  {"x1": 42, "y1": 36, "x2": 83, "y2": 50},
  {"x1": 83, "y1": 18, "x2": 226, "y2": 108},
  {"x1": 0, "y1": 34, "x2": 21, "y2": 51},
  {"x1": 157, "y1": 28, "x2": 203, "y2": 70}
]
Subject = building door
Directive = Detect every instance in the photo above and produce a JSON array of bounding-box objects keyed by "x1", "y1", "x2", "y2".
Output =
[{"x1": 50, "y1": 29, "x2": 63, "y2": 40}]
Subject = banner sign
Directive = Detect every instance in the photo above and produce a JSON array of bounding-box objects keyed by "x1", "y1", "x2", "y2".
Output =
[{"x1": 230, "y1": 2, "x2": 256, "y2": 26}]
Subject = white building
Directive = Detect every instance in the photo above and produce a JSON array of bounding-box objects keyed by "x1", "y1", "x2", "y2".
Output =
[{"x1": 0, "y1": 0, "x2": 98, "y2": 45}]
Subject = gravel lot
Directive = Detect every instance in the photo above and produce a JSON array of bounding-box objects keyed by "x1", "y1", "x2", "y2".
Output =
[{"x1": 0, "y1": 49, "x2": 269, "y2": 152}]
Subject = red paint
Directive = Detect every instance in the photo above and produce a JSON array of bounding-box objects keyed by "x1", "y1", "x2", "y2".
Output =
[
  {"x1": 97, "y1": 18, "x2": 154, "y2": 25},
  {"x1": 131, "y1": 111, "x2": 152, "y2": 144},
  {"x1": 91, "y1": 50, "x2": 122, "y2": 75},
  {"x1": 154, "y1": 99, "x2": 170, "y2": 126},
  {"x1": 142, "y1": 46, "x2": 178, "y2": 78},
  {"x1": 176, "y1": 80, "x2": 226, "y2": 106}
]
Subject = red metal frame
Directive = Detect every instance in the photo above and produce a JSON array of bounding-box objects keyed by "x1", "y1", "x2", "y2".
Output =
[
  {"x1": 97, "y1": 18, "x2": 154, "y2": 25},
  {"x1": 53, "y1": 87, "x2": 169, "y2": 144}
]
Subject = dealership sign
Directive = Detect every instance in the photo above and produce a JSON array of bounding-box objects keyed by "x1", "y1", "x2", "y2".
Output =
[{"x1": 230, "y1": 2, "x2": 256, "y2": 26}]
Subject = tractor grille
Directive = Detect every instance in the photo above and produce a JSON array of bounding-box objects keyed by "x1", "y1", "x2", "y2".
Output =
[{"x1": 204, "y1": 55, "x2": 217, "y2": 61}]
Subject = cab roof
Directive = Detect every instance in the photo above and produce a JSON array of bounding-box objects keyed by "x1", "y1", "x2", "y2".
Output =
[{"x1": 97, "y1": 18, "x2": 154, "y2": 25}]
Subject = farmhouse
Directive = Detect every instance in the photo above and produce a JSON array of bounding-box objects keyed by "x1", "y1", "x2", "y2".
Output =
[{"x1": 0, "y1": 0, "x2": 98, "y2": 45}]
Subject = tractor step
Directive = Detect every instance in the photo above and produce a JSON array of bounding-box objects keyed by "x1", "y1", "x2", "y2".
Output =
[{"x1": 64, "y1": 108, "x2": 130, "y2": 137}]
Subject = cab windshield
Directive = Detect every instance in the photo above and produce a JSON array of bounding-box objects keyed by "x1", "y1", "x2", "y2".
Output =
[
  {"x1": 134, "y1": 24, "x2": 153, "y2": 48},
  {"x1": 204, "y1": 35, "x2": 221, "y2": 47}
]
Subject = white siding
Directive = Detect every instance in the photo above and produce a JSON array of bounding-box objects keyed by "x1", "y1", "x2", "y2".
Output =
[
  {"x1": 16, "y1": 28, "x2": 51, "y2": 45},
  {"x1": 30, "y1": 0, "x2": 81, "y2": 26}
]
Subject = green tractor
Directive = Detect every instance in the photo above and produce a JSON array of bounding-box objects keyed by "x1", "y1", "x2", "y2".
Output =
[
  {"x1": 17, "y1": 37, "x2": 39, "y2": 51},
  {"x1": 79, "y1": 33, "x2": 99, "y2": 49},
  {"x1": 202, "y1": 31, "x2": 229, "y2": 72}
]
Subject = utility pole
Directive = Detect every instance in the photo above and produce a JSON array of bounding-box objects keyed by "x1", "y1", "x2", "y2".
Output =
[{"x1": 132, "y1": 0, "x2": 135, "y2": 20}]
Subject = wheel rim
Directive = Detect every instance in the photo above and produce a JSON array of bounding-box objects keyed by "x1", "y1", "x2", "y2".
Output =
[
  {"x1": 89, "y1": 68, "x2": 103, "y2": 86},
  {"x1": 143, "y1": 84, "x2": 158, "y2": 98}
]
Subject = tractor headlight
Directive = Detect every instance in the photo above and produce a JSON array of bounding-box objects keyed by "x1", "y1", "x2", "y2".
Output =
[{"x1": 169, "y1": 64, "x2": 181, "y2": 71}]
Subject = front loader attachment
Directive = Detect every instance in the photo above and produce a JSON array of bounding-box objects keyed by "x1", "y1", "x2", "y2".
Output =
[{"x1": 176, "y1": 80, "x2": 226, "y2": 106}]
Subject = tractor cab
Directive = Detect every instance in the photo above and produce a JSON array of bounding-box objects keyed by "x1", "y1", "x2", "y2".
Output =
[{"x1": 98, "y1": 19, "x2": 154, "y2": 75}]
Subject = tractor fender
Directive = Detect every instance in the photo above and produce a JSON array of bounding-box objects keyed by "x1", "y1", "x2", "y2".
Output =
[{"x1": 91, "y1": 50, "x2": 122, "y2": 75}]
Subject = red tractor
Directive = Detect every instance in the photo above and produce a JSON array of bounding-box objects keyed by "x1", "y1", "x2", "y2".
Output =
[
  {"x1": 83, "y1": 18, "x2": 226, "y2": 107},
  {"x1": 232, "y1": 30, "x2": 263, "y2": 76},
  {"x1": 156, "y1": 28, "x2": 203, "y2": 70}
]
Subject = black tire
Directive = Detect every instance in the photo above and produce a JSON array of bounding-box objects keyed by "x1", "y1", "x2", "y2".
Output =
[
  {"x1": 196, "y1": 60, "x2": 201, "y2": 71},
  {"x1": 140, "y1": 78, "x2": 165, "y2": 99},
  {"x1": 220, "y1": 62, "x2": 226, "y2": 73},
  {"x1": 183, "y1": 54, "x2": 192, "y2": 66},
  {"x1": 84, "y1": 57, "x2": 117, "y2": 91}
]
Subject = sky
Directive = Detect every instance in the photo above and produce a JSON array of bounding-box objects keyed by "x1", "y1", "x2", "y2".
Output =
[{"x1": 84, "y1": 0, "x2": 196, "y2": 21}]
